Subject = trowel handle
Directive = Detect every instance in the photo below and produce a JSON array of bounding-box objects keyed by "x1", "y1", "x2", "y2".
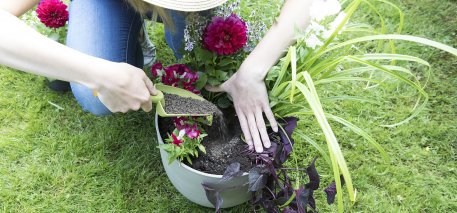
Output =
[
  {"x1": 93, "y1": 89, "x2": 164, "y2": 104},
  {"x1": 150, "y1": 90, "x2": 164, "y2": 104}
]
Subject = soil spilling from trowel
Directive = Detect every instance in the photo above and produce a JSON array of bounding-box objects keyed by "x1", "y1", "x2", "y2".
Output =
[
  {"x1": 163, "y1": 93, "x2": 229, "y2": 140},
  {"x1": 164, "y1": 94, "x2": 219, "y2": 115},
  {"x1": 158, "y1": 108, "x2": 255, "y2": 175}
]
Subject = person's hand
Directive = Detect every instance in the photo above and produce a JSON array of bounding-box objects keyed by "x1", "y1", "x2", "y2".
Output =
[
  {"x1": 93, "y1": 62, "x2": 157, "y2": 113},
  {"x1": 206, "y1": 68, "x2": 278, "y2": 153}
]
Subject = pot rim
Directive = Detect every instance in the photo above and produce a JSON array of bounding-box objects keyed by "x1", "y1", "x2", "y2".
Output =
[{"x1": 155, "y1": 113, "x2": 248, "y2": 178}]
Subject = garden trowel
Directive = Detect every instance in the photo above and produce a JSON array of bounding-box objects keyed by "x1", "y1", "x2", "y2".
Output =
[
  {"x1": 93, "y1": 84, "x2": 212, "y2": 119},
  {"x1": 151, "y1": 84, "x2": 213, "y2": 119}
]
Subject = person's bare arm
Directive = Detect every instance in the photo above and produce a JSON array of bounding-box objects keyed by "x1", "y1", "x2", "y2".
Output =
[
  {"x1": 207, "y1": 0, "x2": 313, "y2": 152},
  {"x1": 0, "y1": 1, "x2": 157, "y2": 113},
  {"x1": 0, "y1": 0, "x2": 40, "y2": 17}
]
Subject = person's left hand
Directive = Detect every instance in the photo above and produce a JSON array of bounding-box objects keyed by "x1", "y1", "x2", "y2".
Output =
[{"x1": 206, "y1": 66, "x2": 278, "y2": 153}]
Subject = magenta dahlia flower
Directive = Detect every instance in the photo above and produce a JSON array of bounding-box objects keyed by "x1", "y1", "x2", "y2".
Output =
[
  {"x1": 203, "y1": 14, "x2": 248, "y2": 55},
  {"x1": 36, "y1": 0, "x2": 69, "y2": 29}
]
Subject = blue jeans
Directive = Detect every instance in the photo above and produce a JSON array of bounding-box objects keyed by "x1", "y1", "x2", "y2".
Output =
[{"x1": 66, "y1": 0, "x2": 189, "y2": 116}]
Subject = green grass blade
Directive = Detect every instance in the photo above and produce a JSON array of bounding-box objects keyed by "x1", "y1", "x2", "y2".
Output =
[
  {"x1": 345, "y1": 56, "x2": 430, "y2": 127},
  {"x1": 327, "y1": 114, "x2": 389, "y2": 161},
  {"x1": 312, "y1": 34, "x2": 457, "y2": 62},
  {"x1": 295, "y1": 132, "x2": 332, "y2": 166},
  {"x1": 290, "y1": 46, "x2": 297, "y2": 103},
  {"x1": 300, "y1": 73, "x2": 355, "y2": 203},
  {"x1": 375, "y1": 0, "x2": 404, "y2": 34},
  {"x1": 362, "y1": 0, "x2": 387, "y2": 51},
  {"x1": 309, "y1": 57, "x2": 345, "y2": 76},
  {"x1": 358, "y1": 53, "x2": 430, "y2": 66},
  {"x1": 346, "y1": 56, "x2": 426, "y2": 91},
  {"x1": 315, "y1": 77, "x2": 384, "y2": 85},
  {"x1": 272, "y1": 48, "x2": 292, "y2": 95},
  {"x1": 326, "y1": 65, "x2": 413, "y2": 79},
  {"x1": 321, "y1": 96, "x2": 381, "y2": 105}
]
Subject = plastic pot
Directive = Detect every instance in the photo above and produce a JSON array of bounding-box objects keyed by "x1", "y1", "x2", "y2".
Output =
[{"x1": 155, "y1": 114, "x2": 251, "y2": 208}]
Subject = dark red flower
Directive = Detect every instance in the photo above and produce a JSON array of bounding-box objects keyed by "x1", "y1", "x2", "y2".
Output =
[
  {"x1": 151, "y1": 62, "x2": 163, "y2": 77},
  {"x1": 36, "y1": 0, "x2": 69, "y2": 29},
  {"x1": 162, "y1": 67, "x2": 179, "y2": 86},
  {"x1": 203, "y1": 14, "x2": 248, "y2": 55},
  {"x1": 173, "y1": 117, "x2": 188, "y2": 130},
  {"x1": 158, "y1": 64, "x2": 200, "y2": 93},
  {"x1": 182, "y1": 82, "x2": 200, "y2": 94},
  {"x1": 171, "y1": 133, "x2": 183, "y2": 146},
  {"x1": 166, "y1": 64, "x2": 192, "y2": 75},
  {"x1": 184, "y1": 72, "x2": 199, "y2": 83}
]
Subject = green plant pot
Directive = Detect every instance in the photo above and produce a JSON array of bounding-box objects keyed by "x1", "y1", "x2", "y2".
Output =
[{"x1": 155, "y1": 114, "x2": 251, "y2": 208}]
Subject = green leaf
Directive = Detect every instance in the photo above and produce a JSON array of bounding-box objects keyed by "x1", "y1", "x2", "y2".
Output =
[
  {"x1": 167, "y1": 156, "x2": 176, "y2": 164},
  {"x1": 196, "y1": 47, "x2": 214, "y2": 62},
  {"x1": 207, "y1": 78, "x2": 222, "y2": 86},
  {"x1": 198, "y1": 144, "x2": 206, "y2": 153},
  {"x1": 195, "y1": 72, "x2": 208, "y2": 90},
  {"x1": 218, "y1": 58, "x2": 234, "y2": 67},
  {"x1": 186, "y1": 156, "x2": 193, "y2": 165},
  {"x1": 206, "y1": 66, "x2": 216, "y2": 76},
  {"x1": 216, "y1": 70, "x2": 228, "y2": 80}
]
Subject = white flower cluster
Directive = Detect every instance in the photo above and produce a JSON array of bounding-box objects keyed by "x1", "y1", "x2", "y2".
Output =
[
  {"x1": 184, "y1": 13, "x2": 210, "y2": 51},
  {"x1": 213, "y1": 0, "x2": 241, "y2": 18},
  {"x1": 244, "y1": 10, "x2": 267, "y2": 52},
  {"x1": 304, "y1": 0, "x2": 347, "y2": 49}
]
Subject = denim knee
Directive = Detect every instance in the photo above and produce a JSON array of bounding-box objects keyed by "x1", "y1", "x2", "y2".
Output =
[{"x1": 66, "y1": 0, "x2": 143, "y2": 116}]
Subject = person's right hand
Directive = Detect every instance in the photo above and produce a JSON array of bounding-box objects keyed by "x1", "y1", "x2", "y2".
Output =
[{"x1": 93, "y1": 62, "x2": 157, "y2": 113}]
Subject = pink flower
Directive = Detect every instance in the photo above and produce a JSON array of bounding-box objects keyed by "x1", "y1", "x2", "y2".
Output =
[
  {"x1": 36, "y1": 0, "x2": 69, "y2": 29},
  {"x1": 203, "y1": 14, "x2": 248, "y2": 55},
  {"x1": 151, "y1": 62, "x2": 163, "y2": 77},
  {"x1": 186, "y1": 124, "x2": 201, "y2": 139},
  {"x1": 171, "y1": 133, "x2": 183, "y2": 146}
]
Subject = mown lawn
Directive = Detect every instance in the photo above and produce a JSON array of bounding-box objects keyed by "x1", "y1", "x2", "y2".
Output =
[{"x1": 1, "y1": 0, "x2": 456, "y2": 212}]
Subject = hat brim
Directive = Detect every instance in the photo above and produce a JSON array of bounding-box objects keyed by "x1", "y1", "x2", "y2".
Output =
[{"x1": 142, "y1": 0, "x2": 228, "y2": 12}]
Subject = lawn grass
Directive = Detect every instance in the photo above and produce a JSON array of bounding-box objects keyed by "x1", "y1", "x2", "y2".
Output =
[{"x1": 1, "y1": 0, "x2": 456, "y2": 212}]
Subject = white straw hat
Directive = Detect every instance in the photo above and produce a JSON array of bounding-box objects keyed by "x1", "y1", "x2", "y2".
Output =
[{"x1": 141, "y1": 0, "x2": 229, "y2": 12}]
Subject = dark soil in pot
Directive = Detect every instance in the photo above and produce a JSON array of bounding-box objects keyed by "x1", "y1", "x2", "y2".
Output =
[{"x1": 158, "y1": 108, "x2": 255, "y2": 175}]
